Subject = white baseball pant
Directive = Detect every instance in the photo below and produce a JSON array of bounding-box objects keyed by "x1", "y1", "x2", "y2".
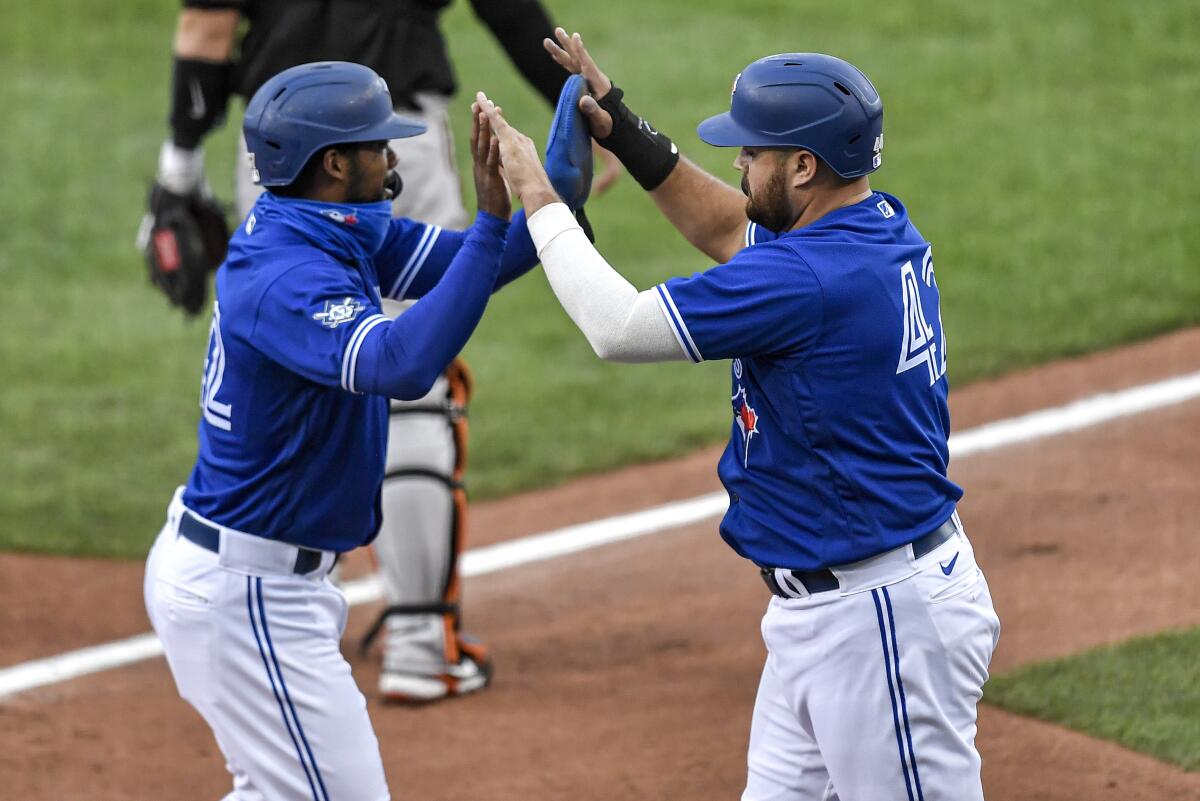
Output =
[
  {"x1": 743, "y1": 525, "x2": 1000, "y2": 801},
  {"x1": 144, "y1": 489, "x2": 391, "y2": 801}
]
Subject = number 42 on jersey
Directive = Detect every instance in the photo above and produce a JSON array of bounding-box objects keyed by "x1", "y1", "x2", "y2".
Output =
[{"x1": 896, "y1": 246, "x2": 947, "y2": 386}]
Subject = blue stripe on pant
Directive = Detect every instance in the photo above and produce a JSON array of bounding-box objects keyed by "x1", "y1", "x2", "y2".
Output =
[
  {"x1": 884, "y1": 586, "x2": 926, "y2": 801},
  {"x1": 872, "y1": 588, "x2": 917, "y2": 801},
  {"x1": 247, "y1": 576, "x2": 327, "y2": 801}
]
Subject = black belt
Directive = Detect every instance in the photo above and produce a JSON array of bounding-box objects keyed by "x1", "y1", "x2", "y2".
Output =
[
  {"x1": 178, "y1": 510, "x2": 328, "y2": 575},
  {"x1": 760, "y1": 514, "x2": 959, "y2": 598}
]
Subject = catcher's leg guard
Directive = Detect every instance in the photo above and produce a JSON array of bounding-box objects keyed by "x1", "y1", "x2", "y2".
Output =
[{"x1": 364, "y1": 359, "x2": 491, "y2": 702}]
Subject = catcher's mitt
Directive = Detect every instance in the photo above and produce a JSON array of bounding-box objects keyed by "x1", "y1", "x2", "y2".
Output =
[{"x1": 137, "y1": 182, "x2": 230, "y2": 316}]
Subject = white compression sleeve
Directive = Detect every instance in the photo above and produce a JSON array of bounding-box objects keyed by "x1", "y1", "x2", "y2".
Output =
[{"x1": 527, "y1": 203, "x2": 689, "y2": 363}]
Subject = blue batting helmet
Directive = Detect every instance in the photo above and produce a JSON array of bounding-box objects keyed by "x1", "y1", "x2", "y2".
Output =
[
  {"x1": 243, "y1": 61, "x2": 427, "y2": 186},
  {"x1": 697, "y1": 54, "x2": 884, "y2": 178}
]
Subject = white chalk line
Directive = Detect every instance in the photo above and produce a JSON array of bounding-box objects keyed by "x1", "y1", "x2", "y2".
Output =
[{"x1": 3, "y1": 369, "x2": 1200, "y2": 702}]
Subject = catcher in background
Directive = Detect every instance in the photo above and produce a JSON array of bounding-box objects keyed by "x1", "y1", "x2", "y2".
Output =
[{"x1": 138, "y1": 0, "x2": 615, "y2": 703}]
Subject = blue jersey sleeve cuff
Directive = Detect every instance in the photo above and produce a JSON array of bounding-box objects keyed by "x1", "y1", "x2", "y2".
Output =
[
  {"x1": 654, "y1": 283, "x2": 703, "y2": 363},
  {"x1": 340, "y1": 313, "x2": 389, "y2": 393}
]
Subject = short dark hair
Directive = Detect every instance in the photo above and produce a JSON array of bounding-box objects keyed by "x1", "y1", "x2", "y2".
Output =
[{"x1": 268, "y1": 146, "x2": 340, "y2": 199}]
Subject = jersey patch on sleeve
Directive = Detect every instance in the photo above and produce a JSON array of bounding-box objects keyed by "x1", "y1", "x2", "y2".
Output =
[{"x1": 313, "y1": 297, "x2": 367, "y2": 329}]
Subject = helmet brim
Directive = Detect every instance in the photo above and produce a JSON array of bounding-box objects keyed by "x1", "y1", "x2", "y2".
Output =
[
  {"x1": 696, "y1": 111, "x2": 772, "y2": 148},
  {"x1": 353, "y1": 111, "x2": 427, "y2": 143}
]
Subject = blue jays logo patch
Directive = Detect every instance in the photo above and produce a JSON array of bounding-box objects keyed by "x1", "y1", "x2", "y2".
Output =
[
  {"x1": 732, "y1": 385, "x2": 759, "y2": 467},
  {"x1": 320, "y1": 209, "x2": 359, "y2": 225},
  {"x1": 313, "y1": 297, "x2": 366, "y2": 329}
]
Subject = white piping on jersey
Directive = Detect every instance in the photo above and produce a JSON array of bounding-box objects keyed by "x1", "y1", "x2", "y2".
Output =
[
  {"x1": 340, "y1": 313, "x2": 389, "y2": 393},
  {"x1": 387, "y1": 225, "x2": 442, "y2": 299},
  {"x1": 745, "y1": 222, "x2": 759, "y2": 248},
  {"x1": 202, "y1": 302, "x2": 232, "y2": 431},
  {"x1": 654, "y1": 284, "x2": 703, "y2": 363},
  {"x1": 387, "y1": 225, "x2": 433, "y2": 298}
]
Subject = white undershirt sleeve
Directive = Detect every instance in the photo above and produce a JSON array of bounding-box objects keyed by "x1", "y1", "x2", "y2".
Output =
[{"x1": 527, "y1": 203, "x2": 690, "y2": 363}]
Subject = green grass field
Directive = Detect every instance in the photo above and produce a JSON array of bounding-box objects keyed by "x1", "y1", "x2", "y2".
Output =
[
  {"x1": 987, "y1": 627, "x2": 1200, "y2": 770},
  {"x1": 1, "y1": 0, "x2": 1199, "y2": 559}
]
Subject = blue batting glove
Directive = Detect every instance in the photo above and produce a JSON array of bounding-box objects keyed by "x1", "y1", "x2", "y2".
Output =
[{"x1": 544, "y1": 75, "x2": 594, "y2": 211}]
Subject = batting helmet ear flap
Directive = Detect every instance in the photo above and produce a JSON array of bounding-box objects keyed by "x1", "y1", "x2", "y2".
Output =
[
  {"x1": 244, "y1": 61, "x2": 427, "y2": 186},
  {"x1": 697, "y1": 53, "x2": 884, "y2": 178}
]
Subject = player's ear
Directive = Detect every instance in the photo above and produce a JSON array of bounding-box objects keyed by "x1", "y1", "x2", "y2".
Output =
[
  {"x1": 791, "y1": 150, "x2": 819, "y2": 189},
  {"x1": 322, "y1": 147, "x2": 351, "y2": 183}
]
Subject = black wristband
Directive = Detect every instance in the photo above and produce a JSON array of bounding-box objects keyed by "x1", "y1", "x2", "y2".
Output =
[
  {"x1": 169, "y1": 57, "x2": 232, "y2": 149},
  {"x1": 594, "y1": 85, "x2": 680, "y2": 191}
]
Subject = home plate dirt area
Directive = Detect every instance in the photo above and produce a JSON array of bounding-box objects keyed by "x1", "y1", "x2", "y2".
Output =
[{"x1": 3, "y1": 328, "x2": 1200, "y2": 800}]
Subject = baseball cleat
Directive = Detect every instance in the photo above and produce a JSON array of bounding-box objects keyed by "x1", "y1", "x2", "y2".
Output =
[{"x1": 379, "y1": 646, "x2": 493, "y2": 703}]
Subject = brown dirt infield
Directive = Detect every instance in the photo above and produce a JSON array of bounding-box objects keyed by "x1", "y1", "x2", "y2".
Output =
[{"x1": 3, "y1": 328, "x2": 1200, "y2": 800}]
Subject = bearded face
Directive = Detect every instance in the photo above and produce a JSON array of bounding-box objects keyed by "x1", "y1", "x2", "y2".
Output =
[
  {"x1": 742, "y1": 156, "x2": 796, "y2": 233},
  {"x1": 343, "y1": 155, "x2": 379, "y2": 204},
  {"x1": 340, "y1": 141, "x2": 394, "y2": 204}
]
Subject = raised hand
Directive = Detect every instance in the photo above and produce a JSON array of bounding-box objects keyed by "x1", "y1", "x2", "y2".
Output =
[
  {"x1": 475, "y1": 92, "x2": 561, "y2": 215},
  {"x1": 543, "y1": 28, "x2": 615, "y2": 140},
  {"x1": 469, "y1": 100, "x2": 512, "y2": 220},
  {"x1": 544, "y1": 28, "x2": 612, "y2": 98}
]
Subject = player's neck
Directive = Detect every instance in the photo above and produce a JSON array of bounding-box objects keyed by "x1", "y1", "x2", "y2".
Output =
[{"x1": 789, "y1": 180, "x2": 872, "y2": 231}]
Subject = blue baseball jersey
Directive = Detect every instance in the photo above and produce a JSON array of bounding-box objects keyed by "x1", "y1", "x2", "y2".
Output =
[
  {"x1": 183, "y1": 195, "x2": 530, "y2": 552},
  {"x1": 655, "y1": 192, "x2": 961, "y2": 570}
]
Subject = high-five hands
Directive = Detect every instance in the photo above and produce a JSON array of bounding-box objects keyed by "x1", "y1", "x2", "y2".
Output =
[
  {"x1": 473, "y1": 92, "x2": 562, "y2": 216},
  {"x1": 544, "y1": 28, "x2": 615, "y2": 140},
  {"x1": 469, "y1": 101, "x2": 512, "y2": 220},
  {"x1": 544, "y1": 28, "x2": 620, "y2": 194}
]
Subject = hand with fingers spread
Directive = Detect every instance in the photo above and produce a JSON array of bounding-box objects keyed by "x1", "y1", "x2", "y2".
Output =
[
  {"x1": 475, "y1": 91, "x2": 562, "y2": 215},
  {"x1": 469, "y1": 102, "x2": 512, "y2": 220},
  {"x1": 542, "y1": 26, "x2": 680, "y2": 191},
  {"x1": 543, "y1": 27, "x2": 615, "y2": 139}
]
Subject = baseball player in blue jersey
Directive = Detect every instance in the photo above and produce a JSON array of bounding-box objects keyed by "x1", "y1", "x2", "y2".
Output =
[
  {"x1": 475, "y1": 30, "x2": 1002, "y2": 801},
  {"x1": 141, "y1": 61, "x2": 566, "y2": 799}
]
